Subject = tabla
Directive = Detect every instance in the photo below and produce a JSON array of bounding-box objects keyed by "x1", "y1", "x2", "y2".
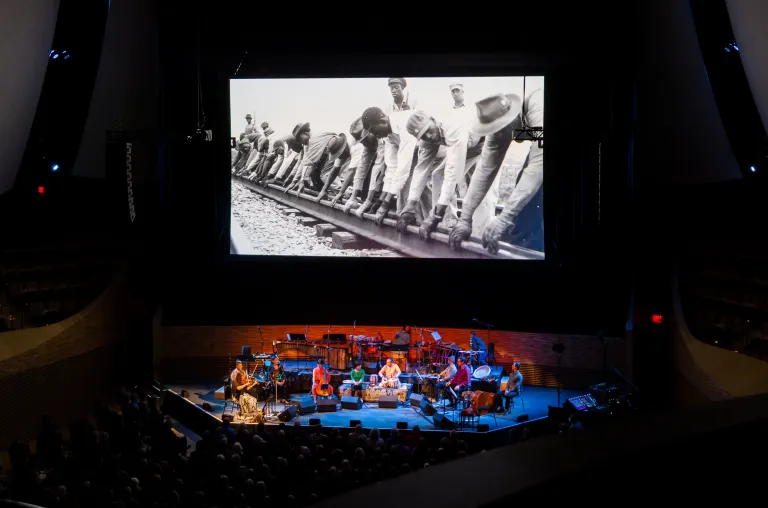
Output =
[{"x1": 381, "y1": 378, "x2": 401, "y2": 389}]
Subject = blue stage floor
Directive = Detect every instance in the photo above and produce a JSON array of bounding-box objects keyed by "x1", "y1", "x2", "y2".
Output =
[{"x1": 169, "y1": 383, "x2": 582, "y2": 432}]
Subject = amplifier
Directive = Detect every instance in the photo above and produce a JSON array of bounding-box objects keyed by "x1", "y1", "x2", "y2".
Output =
[{"x1": 317, "y1": 399, "x2": 338, "y2": 413}]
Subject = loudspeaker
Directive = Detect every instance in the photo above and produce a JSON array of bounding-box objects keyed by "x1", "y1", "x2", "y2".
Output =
[
  {"x1": 477, "y1": 423, "x2": 490, "y2": 432},
  {"x1": 378, "y1": 396, "x2": 398, "y2": 409},
  {"x1": 516, "y1": 413, "x2": 529, "y2": 423},
  {"x1": 317, "y1": 399, "x2": 337, "y2": 412},
  {"x1": 432, "y1": 413, "x2": 454, "y2": 430},
  {"x1": 278, "y1": 405, "x2": 297, "y2": 422},
  {"x1": 350, "y1": 420, "x2": 362, "y2": 427},
  {"x1": 202, "y1": 402, "x2": 213, "y2": 412},
  {"x1": 409, "y1": 393, "x2": 426, "y2": 407},
  {"x1": 341, "y1": 396, "x2": 363, "y2": 410},
  {"x1": 295, "y1": 397, "x2": 316, "y2": 415},
  {"x1": 309, "y1": 418, "x2": 321, "y2": 426},
  {"x1": 420, "y1": 398, "x2": 437, "y2": 416},
  {"x1": 396, "y1": 421, "x2": 408, "y2": 430}
]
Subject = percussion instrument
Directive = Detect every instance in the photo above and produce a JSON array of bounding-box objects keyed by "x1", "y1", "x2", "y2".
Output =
[
  {"x1": 383, "y1": 378, "x2": 401, "y2": 389},
  {"x1": 469, "y1": 391, "x2": 496, "y2": 416},
  {"x1": 255, "y1": 371, "x2": 270, "y2": 382},
  {"x1": 263, "y1": 359, "x2": 272, "y2": 370},
  {"x1": 462, "y1": 390, "x2": 476, "y2": 401},
  {"x1": 473, "y1": 365, "x2": 491, "y2": 380},
  {"x1": 325, "y1": 347, "x2": 347, "y2": 370},
  {"x1": 342, "y1": 379, "x2": 354, "y2": 385},
  {"x1": 365, "y1": 344, "x2": 380, "y2": 355},
  {"x1": 499, "y1": 376, "x2": 510, "y2": 391},
  {"x1": 369, "y1": 374, "x2": 378, "y2": 384}
]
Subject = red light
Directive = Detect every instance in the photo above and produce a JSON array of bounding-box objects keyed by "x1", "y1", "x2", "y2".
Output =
[
  {"x1": 651, "y1": 314, "x2": 663, "y2": 324},
  {"x1": 37, "y1": 186, "x2": 45, "y2": 195}
]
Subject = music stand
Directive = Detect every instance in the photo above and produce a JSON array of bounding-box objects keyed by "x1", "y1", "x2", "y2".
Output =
[{"x1": 431, "y1": 331, "x2": 442, "y2": 341}]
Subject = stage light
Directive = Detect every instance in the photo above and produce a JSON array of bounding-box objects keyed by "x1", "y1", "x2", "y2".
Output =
[
  {"x1": 52, "y1": 53, "x2": 59, "y2": 59},
  {"x1": 37, "y1": 186, "x2": 45, "y2": 195},
  {"x1": 51, "y1": 163, "x2": 59, "y2": 172},
  {"x1": 651, "y1": 314, "x2": 663, "y2": 324},
  {"x1": 64, "y1": 55, "x2": 70, "y2": 60},
  {"x1": 750, "y1": 166, "x2": 756, "y2": 172}
]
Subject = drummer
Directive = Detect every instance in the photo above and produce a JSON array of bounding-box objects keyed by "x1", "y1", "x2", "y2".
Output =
[
  {"x1": 378, "y1": 357, "x2": 402, "y2": 387},
  {"x1": 470, "y1": 331, "x2": 488, "y2": 365},
  {"x1": 350, "y1": 362, "x2": 366, "y2": 397}
]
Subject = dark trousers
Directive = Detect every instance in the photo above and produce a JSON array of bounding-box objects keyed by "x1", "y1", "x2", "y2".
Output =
[
  {"x1": 496, "y1": 389, "x2": 520, "y2": 410},
  {"x1": 351, "y1": 383, "x2": 364, "y2": 398}
]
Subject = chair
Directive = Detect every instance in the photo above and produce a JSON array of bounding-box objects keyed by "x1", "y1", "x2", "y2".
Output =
[
  {"x1": 505, "y1": 384, "x2": 526, "y2": 415},
  {"x1": 223, "y1": 382, "x2": 241, "y2": 416}
]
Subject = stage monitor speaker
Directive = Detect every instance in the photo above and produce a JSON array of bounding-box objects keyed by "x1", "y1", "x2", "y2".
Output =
[
  {"x1": 378, "y1": 396, "x2": 398, "y2": 409},
  {"x1": 396, "y1": 421, "x2": 408, "y2": 430},
  {"x1": 516, "y1": 413, "x2": 529, "y2": 423},
  {"x1": 409, "y1": 393, "x2": 426, "y2": 407},
  {"x1": 477, "y1": 423, "x2": 490, "y2": 432},
  {"x1": 350, "y1": 419, "x2": 362, "y2": 427},
  {"x1": 341, "y1": 396, "x2": 363, "y2": 410},
  {"x1": 420, "y1": 398, "x2": 437, "y2": 416},
  {"x1": 287, "y1": 333, "x2": 307, "y2": 341},
  {"x1": 432, "y1": 413, "x2": 454, "y2": 430},
  {"x1": 278, "y1": 405, "x2": 297, "y2": 422},
  {"x1": 202, "y1": 402, "x2": 213, "y2": 412},
  {"x1": 241, "y1": 346, "x2": 252, "y2": 356},
  {"x1": 294, "y1": 397, "x2": 316, "y2": 415},
  {"x1": 317, "y1": 399, "x2": 338, "y2": 413},
  {"x1": 309, "y1": 418, "x2": 321, "y2": 426}
]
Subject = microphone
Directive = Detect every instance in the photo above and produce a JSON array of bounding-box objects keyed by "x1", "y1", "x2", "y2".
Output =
[
  {"x1": 353, "y1": 320, "x2": 356, "y2": 327},
  {"x1": 328, "y1": 325, "x2": 331, "y2": 332},
  {"x1": 257, "y1": 325, "x2": 261, "y2": 331}
]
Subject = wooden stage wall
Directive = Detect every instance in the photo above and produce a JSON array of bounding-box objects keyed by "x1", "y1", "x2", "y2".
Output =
[{"x1": 154, "y1": 324, "x2": 629, "y2": 390}]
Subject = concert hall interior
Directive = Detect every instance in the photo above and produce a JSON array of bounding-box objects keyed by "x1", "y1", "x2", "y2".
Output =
[{"x1": 3, "y1": 0, "x2": 768, "y2": 506}]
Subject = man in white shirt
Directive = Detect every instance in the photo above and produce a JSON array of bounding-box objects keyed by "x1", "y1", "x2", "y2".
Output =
[
  {"x1": 358, "y1": 106, "x2": 419, "y2": 225},
  {"x1": 378, "y1": 357, "x2": 402, "y2": 387},
  {"x1": 398, "y1": 110, "x2": 484, "y2": 239},
  {"x1": 449, "y1": 91, "x2": 543, "y2": 254},
  {"x1": 244, "y1": 114, "x2": 255, "y2": 135}
]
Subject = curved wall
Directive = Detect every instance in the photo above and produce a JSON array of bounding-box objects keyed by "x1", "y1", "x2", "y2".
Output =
[
  {"x1": 0, "y1": 270, "x2": 151, "y2": 450},
  {"x1": 0, "y1": 0, "x2": 60, "y2": 195},
  {"x1": 672, "y1": 265, "x2": 768, "y2": 400},
  {"x1": 727, "y1": 0, "x2": 768, "y2": 133}
]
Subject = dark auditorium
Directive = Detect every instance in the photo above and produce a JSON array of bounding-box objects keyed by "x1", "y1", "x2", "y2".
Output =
[{"x1": 2, "y1": 1, "x2": 768, "y2": 507}]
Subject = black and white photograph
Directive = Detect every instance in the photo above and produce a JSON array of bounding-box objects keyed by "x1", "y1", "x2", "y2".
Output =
[{"x1": 230, "y1": 76, "x2": 545, "y2": 259}]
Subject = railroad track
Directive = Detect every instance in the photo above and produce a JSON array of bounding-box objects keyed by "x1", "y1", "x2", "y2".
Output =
[{"x1": 232, "y1": 176, "x2": 545, "y2": 260}]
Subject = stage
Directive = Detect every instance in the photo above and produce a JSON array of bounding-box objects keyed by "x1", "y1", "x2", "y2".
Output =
[{"x1": 167, "y1": 383, "x2": 581, "y2": 432}]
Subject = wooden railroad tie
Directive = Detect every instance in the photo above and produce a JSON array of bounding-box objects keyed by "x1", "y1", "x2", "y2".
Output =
[
  {"x1": 331, "y1": 231, "x2": 359, "y2": 250},
  {"x1": 299, "y1": 217, "x2": 320, "y2": 227},
  {"x1": 315, "y1": 223, "x2": 339, "y2": 237}
]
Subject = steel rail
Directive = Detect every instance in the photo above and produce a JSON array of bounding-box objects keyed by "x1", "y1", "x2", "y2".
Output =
[{"x1": 235, "y1": 177, "x2": 544, "y2": 260}]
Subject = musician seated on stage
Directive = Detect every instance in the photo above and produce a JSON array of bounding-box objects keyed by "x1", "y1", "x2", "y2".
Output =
[
  {"x1": 311, "y1": 358, "x2": 334, "y2": 404},
  {"x1": 446, "y1": 357, "x2": 471, "y2": 406},
  {"x1": 230, "y1": 360, "x2": 259, "y2": 420},
  {"x1": 378, "y1": 357, "x2": 402, "y2": 387},
  {"x1": 470, "y1": 330, "x2": 488, "y2": 365},
  {"x1": 435, "y1": 356, "x2": 457, "y2": 400},
  {"x1": 496, "y1": 362, "x2": 523, "y2": 413},
  {"x1": 271, "y1": 357, "x2": 287, "y2": 402},
  {"x1": 350, "y1": 362, "x2": 366, "y2": 397}
]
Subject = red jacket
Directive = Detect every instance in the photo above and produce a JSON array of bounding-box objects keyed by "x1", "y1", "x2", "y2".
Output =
[{"x1": 449, "y1": 365, "x2": 470, "y2": 389}]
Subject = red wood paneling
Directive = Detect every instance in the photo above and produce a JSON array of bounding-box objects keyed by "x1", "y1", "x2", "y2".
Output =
[{"x1": 155, "y1": 324, "x2": 628, "y2": 389}]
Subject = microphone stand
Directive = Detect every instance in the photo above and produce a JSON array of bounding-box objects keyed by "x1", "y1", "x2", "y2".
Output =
[{"x1": 257, "y1": 326, "x2": 265, "y2": 354}]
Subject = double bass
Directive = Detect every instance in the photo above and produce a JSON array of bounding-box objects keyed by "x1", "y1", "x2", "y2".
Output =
[{"x1": 314, "y1": 365, "x2": 334, "y2": 398}]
